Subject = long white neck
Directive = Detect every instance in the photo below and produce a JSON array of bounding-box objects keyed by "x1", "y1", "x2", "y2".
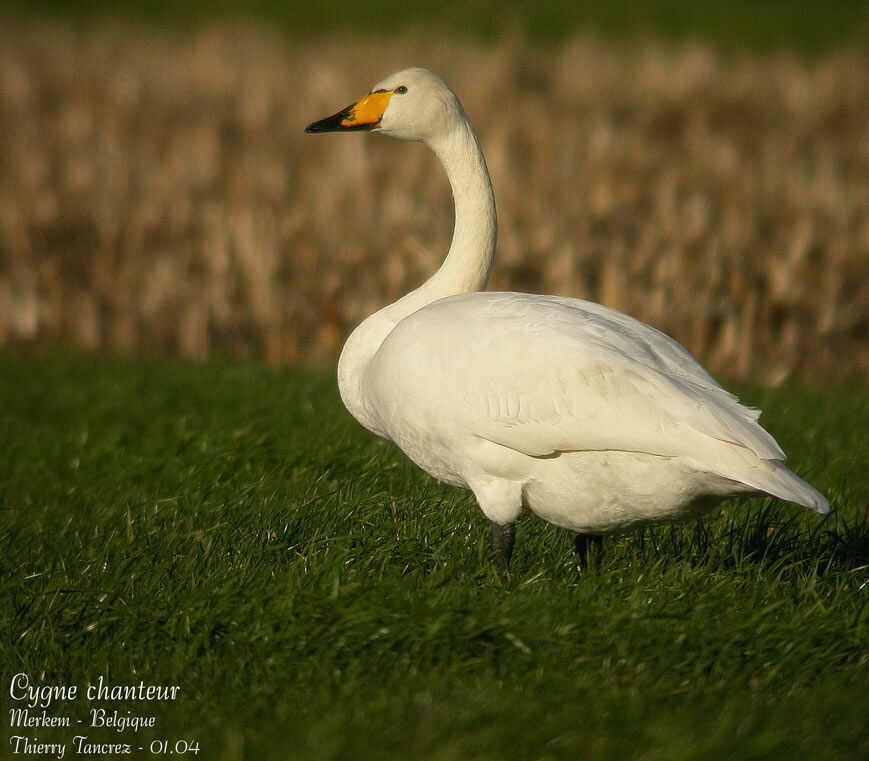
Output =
[
  {"x1": 338, "y1": 115, "x2": 496, "y2": 433},
  {"x1": 384, "y1": 118, "x2": 496, "y2": 322}
]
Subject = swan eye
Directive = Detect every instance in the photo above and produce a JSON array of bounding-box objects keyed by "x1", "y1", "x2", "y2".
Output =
[{"x1": 395, "y1": 85, "x2": 408, "y2": 95}]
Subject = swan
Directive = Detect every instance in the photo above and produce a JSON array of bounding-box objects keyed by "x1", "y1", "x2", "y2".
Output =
[{"x1": 305, "y1": 67, "x2": 829, "y2": 574}]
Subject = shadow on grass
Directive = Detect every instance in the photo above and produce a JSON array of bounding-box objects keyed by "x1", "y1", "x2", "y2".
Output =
[{"x1": 633, "y1": 503, "x2": 869, "y2": 578}]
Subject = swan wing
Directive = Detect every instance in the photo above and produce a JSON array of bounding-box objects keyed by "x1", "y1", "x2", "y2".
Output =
[
  {"x1": 376, "y1": 292, "x2": 784, "y2": 462},
  {"x1": 370, "y1": 292, "x2": 827, "y2": 510}
]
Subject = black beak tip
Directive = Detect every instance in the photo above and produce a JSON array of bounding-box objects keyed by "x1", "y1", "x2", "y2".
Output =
[
  {"x1": 304, "y1": 109, "x2": 350, "y2": 134},
  {"x1": 304, "y1": 119, "x2": 329, "y2": 134},
  {"x1": 305, "y1": 107, "x2": 378, "y2": 135}
]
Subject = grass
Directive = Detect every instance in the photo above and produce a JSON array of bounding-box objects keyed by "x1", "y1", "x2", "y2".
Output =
[
  {"x1": 5, "y1": 0, "x2": 869, "y2": 55},
  {"x1": 1, "y1": 350, "x2": 867, "y2": 760}
]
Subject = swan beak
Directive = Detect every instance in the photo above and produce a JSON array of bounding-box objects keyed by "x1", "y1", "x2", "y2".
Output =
[{"x1": 305, "y1": 90, "x2": 394, "y2": 133}]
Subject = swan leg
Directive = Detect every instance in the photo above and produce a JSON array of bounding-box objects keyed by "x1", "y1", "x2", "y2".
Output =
[
  {"x1": 574, "y1": 533, "x2": 603, "y2": 569},
  {"x1": 490, "y1": 521, "x2": 516, "y2": 575}
]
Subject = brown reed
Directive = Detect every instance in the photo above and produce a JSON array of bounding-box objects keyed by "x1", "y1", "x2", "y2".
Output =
[{"x1": 0, "y1": 22, "x2": 867, "y2": 380}]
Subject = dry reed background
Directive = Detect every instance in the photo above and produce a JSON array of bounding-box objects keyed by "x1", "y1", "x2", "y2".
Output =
[{"x1": 1, "y1": 23, "x2": 867, "y2": 380}]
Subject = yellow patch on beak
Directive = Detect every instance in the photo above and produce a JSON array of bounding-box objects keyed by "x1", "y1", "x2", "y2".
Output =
[{"x1": 341, "y1": 90, "x2": 394, "y2": 128}]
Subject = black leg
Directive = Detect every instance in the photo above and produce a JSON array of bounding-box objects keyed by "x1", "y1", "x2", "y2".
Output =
[
  {"x1": 490, "y1": 521, "x2": 516, "y2": 576},
  {"x1": 574, "y1": 533, "x2": 603, "y2": 569}
]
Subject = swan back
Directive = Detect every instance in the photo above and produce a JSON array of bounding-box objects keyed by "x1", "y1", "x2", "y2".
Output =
[{"x1": 365, "y1": 292, "x2": 829, "y2": 512}]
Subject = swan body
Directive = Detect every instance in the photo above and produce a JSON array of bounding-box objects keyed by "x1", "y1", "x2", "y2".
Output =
[{"x1": 306, "y1": 68, "x2": 829, "y2": 569}]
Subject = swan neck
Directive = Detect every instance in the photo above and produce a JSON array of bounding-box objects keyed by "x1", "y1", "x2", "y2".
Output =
[
  {"x1": 384, "y1": 118, "x2": 496, "y2": 323},
  {"x1": 338, "y1": 114, "x2": 497, "y2": 434},
  {"x1": 432, "y1": 119, "x2": 497, "y2": 293}
]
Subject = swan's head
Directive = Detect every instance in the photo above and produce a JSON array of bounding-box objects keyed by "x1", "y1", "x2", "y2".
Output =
[{"x1": 305, "y1": 68, "x2": 465, "y2": 143}]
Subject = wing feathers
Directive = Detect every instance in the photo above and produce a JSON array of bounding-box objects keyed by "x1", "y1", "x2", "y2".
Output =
[{"x1": 374, "y1": 292, "x2": 791, "y2": 479}]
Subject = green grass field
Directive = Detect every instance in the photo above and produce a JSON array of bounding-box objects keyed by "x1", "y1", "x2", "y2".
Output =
[
  {"x1": 5, "y1": 0, "x2": 869, "y2": 54},
  {"x1": 1, "y1": 351, "x2": 867, "y2": 759}
]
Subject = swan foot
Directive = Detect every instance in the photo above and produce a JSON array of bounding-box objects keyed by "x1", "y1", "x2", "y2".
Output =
[
  {"x1": 574, "y1": 533, "x2": 603, "y2": 569},
  {"x1": 490, "y1": 521, "x2": 516, "y2": 576}
]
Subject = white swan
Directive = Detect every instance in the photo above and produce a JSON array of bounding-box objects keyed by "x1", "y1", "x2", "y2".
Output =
[{"x1": 306, "y1": 68, "x2": 829, "y2": 573}]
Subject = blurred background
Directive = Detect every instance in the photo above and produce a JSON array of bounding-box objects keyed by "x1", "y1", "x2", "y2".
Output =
[{"x1": 1, "y1": 1, "x2": 867, "y2": 380}]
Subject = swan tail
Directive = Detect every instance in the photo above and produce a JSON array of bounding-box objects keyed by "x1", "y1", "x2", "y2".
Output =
[
  {"x1": 728, "y1": 459, "x2": 830, "y2": 514},
  {"x1": 752, "y1": 461, "x2": 830, "y2": 513},
  {"x1": 693, "y1": 445, "x2": 830, "y2": 514}
]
